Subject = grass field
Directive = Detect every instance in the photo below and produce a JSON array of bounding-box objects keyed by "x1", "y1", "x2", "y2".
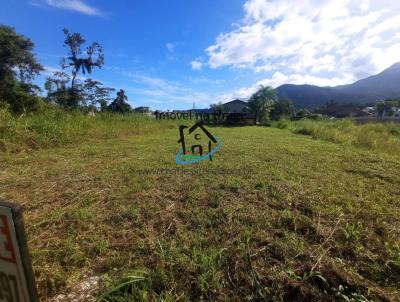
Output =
[{"x1": 0, "y1": 114, "x2": 400, "y2": 301}]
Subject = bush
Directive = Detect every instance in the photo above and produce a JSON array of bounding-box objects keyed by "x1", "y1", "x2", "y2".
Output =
[{"x1": 273, "y1": 119, "x2": 291, "y2": 129}]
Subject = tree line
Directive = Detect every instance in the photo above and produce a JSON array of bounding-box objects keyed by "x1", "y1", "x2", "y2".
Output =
[{"x1": 0, "y1": 25, "x2": 132, "y2": 114}]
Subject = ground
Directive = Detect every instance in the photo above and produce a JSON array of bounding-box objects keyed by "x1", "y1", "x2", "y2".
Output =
[{"x1": 0, "y1": 126, "x2": 399, "y2": 301}]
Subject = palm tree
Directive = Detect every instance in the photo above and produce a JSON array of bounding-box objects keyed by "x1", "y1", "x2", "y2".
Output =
[
  {"x1": 248, "y1": 85, "x2": 278, "y2": 123},
  {"x1": 61, "y1": 28, "x2": 104, "y2": 90}
]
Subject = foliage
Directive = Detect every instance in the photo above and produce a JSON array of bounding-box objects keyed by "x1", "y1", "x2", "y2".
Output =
[
  {"x1": 0, "y1": 24, "x2": 43, "y2": 82},
  {"x1": 43, "y1": 29, "x2": 113, "y2": 109},
  {"x1": 0, "y1": 25, "x2": 43, "y2": 112},
  {"x1": 0, "y1": 106, "x2": 174, "y2": 152},
  {"x1": 107, "y1": 89, "x2": 132, "y2": 113},
  {"x1": 247, "y1": 85, "x2": 278, "y2": 123},
  {"x1": 210, "y1": 101, "x2": 225, "y2": 113},
  {"x1": 83, "y1": 79, "x2": 115, "y2": 108},
  {"x1": 61, "y1": 28, "x2": 104, "y2": 90},
  {"x1": 270, "y1": 98, "x2": 295, "y2": 120},
  {"x1": 375, "y1": 99, "x2": 400, "y2": 119}
]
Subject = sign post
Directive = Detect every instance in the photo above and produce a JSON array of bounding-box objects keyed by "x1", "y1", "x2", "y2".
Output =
[{"x1": 0, "y1": 200, "x2": 38, "y2": 302}]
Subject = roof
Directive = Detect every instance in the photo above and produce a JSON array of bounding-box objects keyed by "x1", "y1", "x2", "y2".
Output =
[{"x1": 223, "y1": 99, "x2": 248, "y2": 106}]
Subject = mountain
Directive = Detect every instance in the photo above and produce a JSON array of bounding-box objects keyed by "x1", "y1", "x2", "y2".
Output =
[{"x1": 276, "y1": 63, "x2": 400, "y2": 108}]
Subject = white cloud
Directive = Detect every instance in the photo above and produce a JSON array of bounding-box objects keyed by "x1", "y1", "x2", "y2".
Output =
[
  {"x1": 190, "y1": 60, "x2": 203, "y2": 70},
  {"x1": 202, "y1": 0, "x2": 400, "y2": 95},
  {"x1": 31, "y1": 0, "x2": 104, "y2": 16}
]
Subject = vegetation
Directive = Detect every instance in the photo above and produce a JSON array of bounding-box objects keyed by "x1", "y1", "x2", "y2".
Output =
[
  {"x1": 376, "y1": 99, "x2": 400, "y2": 119},
  {"x1": 1, "y1": 23, "x2": 400, "y2": 302},
  {"x1": 107, "y1": 89, "x2": 132, "y2": 113},
  {"x1": 272, "y1": 119, "x2": 400, "y2": 156},
  {"x1": 0, "y1": 25, "x2": 43, "y2": 113},
  {"x1": 61, "y1": 28, "x2": 104, "y2": 90},
  {"x1": 0, "y1": 106, "x2": 174, "y2": 152},
  {"x1": 247, "y1": 85, "x2": 278, "y2": 124},
  {"x1": 247, "y1": 86, "x2": 314, "y2": 123},
  {"x1": 0, "y1": 120, "x2": 399, "y2": 301}
]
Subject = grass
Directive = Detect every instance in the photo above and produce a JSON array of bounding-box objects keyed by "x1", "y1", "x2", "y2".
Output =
[
  {"x1": 0, "y1": 107, "x2": 177, "y2": 152},
  {"x1": 0, "y1": 112, "x2": 399, "y2": 301},
  {"x1": 272, "y1": 119, "x2": 400, "y2": 156}
]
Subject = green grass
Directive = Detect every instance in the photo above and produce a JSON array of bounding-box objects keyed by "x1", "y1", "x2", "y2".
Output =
[
  {"x1": 0, "y1": 107, "x2": 177, "y2": 152},
  {"x1": 0, "y1": 114, "x2": 399, "y2": 301},
  {"x1": 272, "y1": 119, "x2": 400, "y2": 156}
]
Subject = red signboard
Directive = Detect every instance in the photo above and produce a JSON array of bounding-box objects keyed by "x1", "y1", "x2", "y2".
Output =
[
  {"x1": 0, "y1": 201, "x2": 38, "y2": 302},
  {"x1": 0, "y1": 215, "x2": 16, "y2": 263}
]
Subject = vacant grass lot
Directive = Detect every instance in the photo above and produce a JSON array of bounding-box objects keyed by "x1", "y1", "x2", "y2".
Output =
[{"x1": 0, "y1": 121, "x2": 399, "y2": 301}]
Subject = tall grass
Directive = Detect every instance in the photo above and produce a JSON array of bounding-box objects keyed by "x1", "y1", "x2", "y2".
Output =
[
  {"x1": 273, "y1": 119, "x2": 400, "y2": 155},
  {"x1": 0, "y1": 107, "x2": 176, "y2": 152}
]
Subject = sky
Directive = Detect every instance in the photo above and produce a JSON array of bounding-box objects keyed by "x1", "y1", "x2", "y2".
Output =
[{"x1": 2, "y1": 0, "x2": 400, "y2": 110}]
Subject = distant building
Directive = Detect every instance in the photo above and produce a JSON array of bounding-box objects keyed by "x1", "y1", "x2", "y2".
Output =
[
  {"x1": 222, "y1": 99, "x2": 249, "y2": 113},
  {"x1": 224, "y1": 112, "x2": 256, "y2": 125},
  {"x1": 392, "y1": 107, "x2": 400, "y2": 118},
  {"x1": 219, "y1": 99, "x2": 256, "y2": 125},
  {"x1": 134, "y1": 106, "x2": 150, "y2": 113},
  {"x1": 362, "y1": 106, "x2": 376, "y2": 115}
]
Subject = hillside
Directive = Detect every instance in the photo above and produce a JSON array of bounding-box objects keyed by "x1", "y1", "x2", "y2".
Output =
[{"x1": 277, "y1": 63, "x2": 400, "y2": 108}]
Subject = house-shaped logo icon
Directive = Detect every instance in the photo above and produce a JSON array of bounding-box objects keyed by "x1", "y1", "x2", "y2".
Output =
[{"x1": 176, "y1": 122, "x2": 223, "y2": 164}]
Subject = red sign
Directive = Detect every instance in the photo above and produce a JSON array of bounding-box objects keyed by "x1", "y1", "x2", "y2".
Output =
[{"x1": 0, "y1": 214, "x2": 16, "y2": 263}]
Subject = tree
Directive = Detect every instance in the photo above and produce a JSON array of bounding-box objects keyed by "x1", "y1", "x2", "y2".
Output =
[
  {"x1": 210, "y1": 101, "x2": 225, "y2": 113},
  {"x1": 294, "y1": 108, "x2": 311, "y2": 120},
  {"x1": 44, "y1": 71, "x2": 82, "y2": 108},
  {"x1": 108, "y1": 89, "x2": 132, "y2": 113},
  {"x1": 82, "y1": 79, "x2": 115, "y2": 108},
  {"x1": 376, "y1": 100, "x2": 397, "y2": 119},
  {"x1": 0, "y1": 25, "x2": 43, "y2": 112},
  {"x1": 270, "y1": 98, "x2": 296, "y2": 120},
  {"x1": 210, "y1": 101, "x2": 226, "y2": 124},
  {"x1": 0, "y1": 25, "x2": 42, "y2": 83},
  {"x1": 248, "y1": 85, "x2": 277, "y2": 123},
  {"x1": 61, "y1": 28, "x2": 104, "y2": 90}
]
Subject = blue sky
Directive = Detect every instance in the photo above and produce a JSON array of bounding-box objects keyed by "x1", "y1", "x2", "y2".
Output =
[{"x1": 2, "y1": 0, "x2": 400, "y2": 110}]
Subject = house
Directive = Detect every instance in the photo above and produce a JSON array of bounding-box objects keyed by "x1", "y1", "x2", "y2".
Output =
[
  {"x1": 177, "y1": 122, "x2": 217, "y2": 161},
  {"x1": 134, "y1": 106, "x2": 150, "y2": 113},
  {"x1": 362, "y1": 106, "x2": 376, "y2": 115},
  {"x1": 222, "y1": 99, "x2": 249, "y2": 113},
  {"x1": 224, "y1": 113, "x2": 256, "y2": 125},
  {"x1": 222, "y1": 100, "x2": 256, "y2": 125},
  {"x1": 392, "y1": 107, "x2": 400, "y2": 118}
]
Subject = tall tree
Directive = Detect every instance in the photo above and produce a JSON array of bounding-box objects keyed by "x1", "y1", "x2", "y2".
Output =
[
  {"x1": 61, "y1": 28, "x2": 104, "y2": 90},
  {"x1": 0, "y1": 25, "x2": 42, "y2": 82},
  {"x1": 82, "y1": 79, "x2": 115, "y2": 108},
  {"x1": 44, "y1": 71, "x2": 75, "y2": 107},
  {"x1": 270, "y1": 98, "x2": 296, "y2": 120},
  {"x1": 248, "y1": 85, "x2": 278, "y2": 123},
  {"x1": 0, "y1": 25, "x2": 43, "y2": 112},
  {"x1": 108, "y1": 89, "x2": 132, "y2": 113}
]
